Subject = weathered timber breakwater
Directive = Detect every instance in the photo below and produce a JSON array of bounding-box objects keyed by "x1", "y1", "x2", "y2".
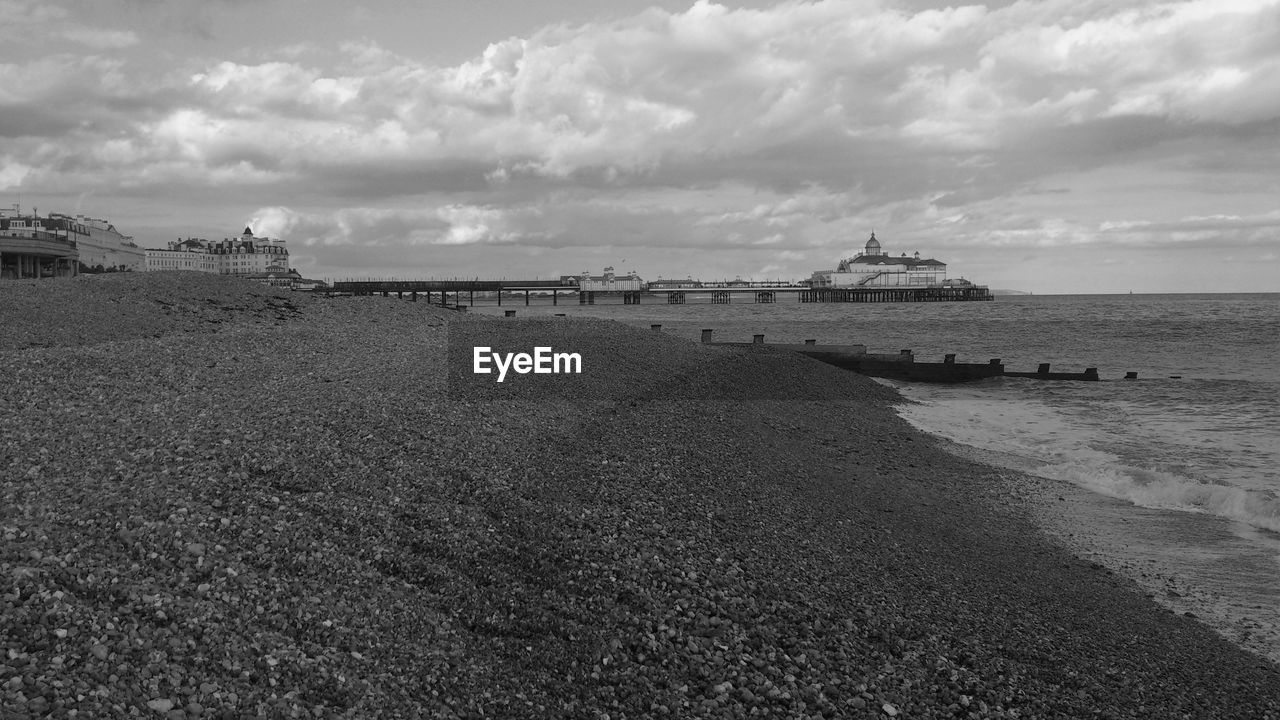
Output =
[
  {"x1": 3, "y1": 272, "x2": 1279, "y2": 718},
  {"x1": 696, "y1": 331, "x2": 1108, "y2": 382}
]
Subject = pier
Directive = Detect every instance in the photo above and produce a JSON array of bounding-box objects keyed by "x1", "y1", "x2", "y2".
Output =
[
  {"x1": 329, "y1": 279, "x2": 576, "y2": 307},
  {"x1": 328, "y1": 279, "x2": 993, "y2": 305},
  {"x1": 799, "y1": 286, "x2": 992, "y2": 302}
]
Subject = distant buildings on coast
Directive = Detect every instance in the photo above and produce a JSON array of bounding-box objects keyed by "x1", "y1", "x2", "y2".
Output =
[
  {"x1": 145, "y1": 227, "x2": 327, "y2": 290},
  {"x1": 0, "y1": 207, "x2": 323, "y2": 289},
  {"x1": 3, "y1": 208, "x2": 981, "y2": 296},
  {"x1": 147, "y1": 227, "x2": 289, "y2": 274},
  {"x1": 143, "y1": 226, "x2": 323, "y2": 289},
  {"x1": 1, "y1": 205, "x2": 144, "y2": 279}
]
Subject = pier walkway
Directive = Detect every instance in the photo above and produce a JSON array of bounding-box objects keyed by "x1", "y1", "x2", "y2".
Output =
[
  {"x1": 329, "y1": 280, "x2": 993, "y2": 305},
  {"x1": 330, "y1": 279, "x2": 577, "y2": 306}
]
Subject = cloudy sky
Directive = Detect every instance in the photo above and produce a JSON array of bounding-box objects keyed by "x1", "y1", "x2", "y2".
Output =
[{"x1": 2, "y1": 0, "x2": 1277, "y2": 292}]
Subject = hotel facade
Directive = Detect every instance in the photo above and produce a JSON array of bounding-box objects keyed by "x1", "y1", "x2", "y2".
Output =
[{"x1": 146, "y1": 227, "x2": 290, "y2": 275}]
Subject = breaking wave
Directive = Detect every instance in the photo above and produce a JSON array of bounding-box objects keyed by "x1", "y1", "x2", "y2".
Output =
[
  {"x1": 1031, "y1": 446, "x2": 1280, "y2": 535},
  {"x1": 892, "y1": 382, "x2": 1280, "y2": 534}
]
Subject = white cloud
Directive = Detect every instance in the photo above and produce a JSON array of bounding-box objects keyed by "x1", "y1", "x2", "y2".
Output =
[
  {"x1": 0, "y1": 160, "x2": 31, "y2": 189},
  {"x1": 245, "y1": 204, "x2": 540, "y2": 250},
  {"x1": 14, "y1": 0, "x2": 1280, "y2": 188},
  {"x1": 3, "y1": 0, "x2": 1279, "y2": 291},
  {"x1": 434, "y1": 204, "x2": 526, "y2": 246}
]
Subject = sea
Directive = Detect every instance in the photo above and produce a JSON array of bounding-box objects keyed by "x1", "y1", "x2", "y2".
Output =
[{"x1": 470, "y1": 293, "x2": 1280, "y2": 662}]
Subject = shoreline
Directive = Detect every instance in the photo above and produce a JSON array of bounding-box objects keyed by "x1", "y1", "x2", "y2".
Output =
[
  {"x1": 883, "y1": 381, "x2": 1280, "y2": 668},
  {"x1": 3, "y1": 273, "x2": 1279, "y2": 717}
]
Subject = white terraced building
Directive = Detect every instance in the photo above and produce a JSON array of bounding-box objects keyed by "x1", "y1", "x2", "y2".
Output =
[{"x1": 146, "y1": 227, "x2": 289, "y2": 275}]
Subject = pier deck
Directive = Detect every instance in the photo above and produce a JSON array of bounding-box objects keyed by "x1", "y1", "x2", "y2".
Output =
[{"x1": 327, "y1": 280, "x2": 993, "y2": 305}]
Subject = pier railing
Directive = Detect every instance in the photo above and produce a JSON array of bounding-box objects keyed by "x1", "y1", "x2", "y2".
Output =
[{"x1": 328, "y1": 279, "x2": 993, "y2": 304}]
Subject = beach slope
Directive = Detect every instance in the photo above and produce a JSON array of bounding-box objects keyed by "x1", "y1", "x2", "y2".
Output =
[{"x1": 2, "y1": 273, "x2": 1278, "y2": 718}]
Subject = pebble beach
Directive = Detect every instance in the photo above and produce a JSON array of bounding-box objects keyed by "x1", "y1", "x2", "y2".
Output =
[{"x1": 3, "y1": 273, "x2": 1280, "y2": 719}]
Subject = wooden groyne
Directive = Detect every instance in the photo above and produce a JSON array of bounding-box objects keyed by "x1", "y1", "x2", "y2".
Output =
[
  {"x1": 1003, "y1": 363, "x2": 1100, "y2": 381},
  {"x1": 695, "y1": 329, "x2": 1105, "y2": 383}
]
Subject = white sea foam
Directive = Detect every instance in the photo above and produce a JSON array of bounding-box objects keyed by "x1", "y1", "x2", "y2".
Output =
[
  {"x1": 1031, "y1": 449, "x2": 1280, "y2": 534},
  {"x1": 893, "y1": 383, "x2": 1280, "y2": 534},
  {"x1": 893, "y1": 378, "x2": 1280, "y2": 663}
]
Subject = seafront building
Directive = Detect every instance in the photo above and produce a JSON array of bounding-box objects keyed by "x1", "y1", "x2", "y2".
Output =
[
  {"x1": 53, "y1": 214, "x2": 145, "y2": 272},
  {"x1": 0, "y1": 206, "x2": 144, "y2": 279},
  {"x1": 1, "y1": 212, "x2": 79, "y2": 279},
  {"x1": 146, "y1": 227, "x2": 290, "y2": 275},
  {"x1": 810, "y1": 232, "x2": 952, "y2": 288},
  {"x1": 144, "y1": 227, "x2": 327, "y2": 290},
  {"x1": 562, "y1": 266, "x2": 645, "y2": 292}
]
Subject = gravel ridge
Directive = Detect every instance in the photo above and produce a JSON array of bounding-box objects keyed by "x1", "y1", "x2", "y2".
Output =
[{"x1": 3, "y1": 273, "x2": 1279, "y2": 719}]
